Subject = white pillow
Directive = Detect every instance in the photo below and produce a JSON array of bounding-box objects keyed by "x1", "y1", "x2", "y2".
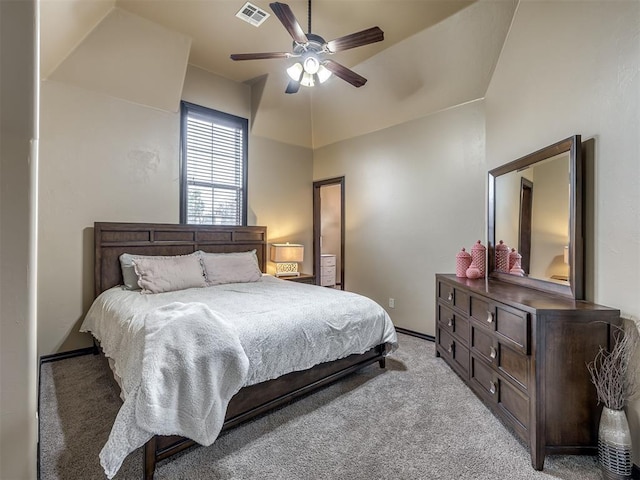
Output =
[
  {"x1": 132, "y1": 255, "x2": 207, "y2": 294},
  {"x1": 199, "y1": 250, "x2": 262, "y2": 286},
  {"x1": 119, "y1": 252, "x2": 199, "y2": 290}
]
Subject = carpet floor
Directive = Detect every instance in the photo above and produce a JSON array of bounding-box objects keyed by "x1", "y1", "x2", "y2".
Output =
[{"x1": 39, "y1": 333, "x2": 602, "y2": 480}]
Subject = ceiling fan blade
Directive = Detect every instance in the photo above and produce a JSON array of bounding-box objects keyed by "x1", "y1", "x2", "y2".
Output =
[
  {"x1": 230, "y1": 52, "x2": 292, "y2": 61},
  {"x1": 326, "y1": 26, "x2": 384, "y2": 53},
  {"x1": 323, "y1": 60, "x2": 367, "y2": 88},
  {"x1": 285, "y1": 80, "x2": 300, "y2": 94},
  {"x1": 269, "y1": 2, "x2": 309, "y2": 45}
]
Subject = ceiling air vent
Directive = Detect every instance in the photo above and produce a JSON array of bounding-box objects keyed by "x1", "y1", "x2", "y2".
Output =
[{"x1": 236, "y1": 2, "x2": 270, "y2": 27}]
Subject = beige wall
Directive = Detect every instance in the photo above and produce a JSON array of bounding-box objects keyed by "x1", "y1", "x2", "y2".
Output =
[
  {"x1": 313, "y1": 100, "x2": 486, "y2": 334},
  {"x1": 485, "y1": 0, "x2": 640, "y2": 463},
  {"x1": 249, "y1": 135, "x2": 313, "y2": 275},
  {"x1": 0, "y1": 1, "x2": 38, "y2": 478},
  {"x1": 38, "y1": 67, "x2": 313, "y2": 355},
  {"x1": 38, "y1": 80, "x2": 180, "y2": 355}
]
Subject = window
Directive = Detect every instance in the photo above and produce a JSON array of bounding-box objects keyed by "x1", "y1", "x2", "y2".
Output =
[{"x1": 180, "y1": 101, "x2": 248, "y2": 225}]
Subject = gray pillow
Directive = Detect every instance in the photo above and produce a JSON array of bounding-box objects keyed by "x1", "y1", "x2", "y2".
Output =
[
  {"x1": 199, "y1": 250, "x2": 262, "y2": 286},
  {"x1": 119, "y1": 252, "x2": 200, "y2": 290},
  {"x1": 132, "y1": 255, "x2": 207, "y2": 294}
]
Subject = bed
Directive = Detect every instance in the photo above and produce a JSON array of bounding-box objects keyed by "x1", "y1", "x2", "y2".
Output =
[{"x1": 81, "y1": 222, "x2": 397, "y2": 479}]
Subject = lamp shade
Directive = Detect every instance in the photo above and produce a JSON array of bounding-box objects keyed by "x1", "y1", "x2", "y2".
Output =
[
  {"x1": 270, "y1": 243, "x2": 304, "y2": 263},
  {"x1": 286, "y1": 59, "x2": 332, "y2": 87}
]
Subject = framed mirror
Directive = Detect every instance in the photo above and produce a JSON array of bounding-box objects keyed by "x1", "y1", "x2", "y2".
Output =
[{"x1": 488, "y1": 135, "x2": 583, "y2": 299}]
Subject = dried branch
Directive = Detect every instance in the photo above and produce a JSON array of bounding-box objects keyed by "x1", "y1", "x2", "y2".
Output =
[{"x1": 587, "y1": 324, "x2": 639, "y2": 410}]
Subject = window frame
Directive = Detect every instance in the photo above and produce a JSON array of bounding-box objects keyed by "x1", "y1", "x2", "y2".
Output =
[{"x1": 179, "y1": 101, "x2": 249, "y2": 226}]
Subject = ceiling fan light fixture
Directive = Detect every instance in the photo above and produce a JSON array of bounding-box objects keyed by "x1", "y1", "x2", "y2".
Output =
[
  {"x1": 230, "y1": 1, "x2": 383, "y2": 93},
  {"x1": 317, "y1": 64, "x2": 332, "y2": 84},
  {"x1": 300, "y1": 72, "x2": 315, "y2": 87},
  {"x1": 286, "y1": 62, "x2": 303, "y2": 81},
  {"x1": 302, "y1": 55, "x2": 320, "y2": 75}
]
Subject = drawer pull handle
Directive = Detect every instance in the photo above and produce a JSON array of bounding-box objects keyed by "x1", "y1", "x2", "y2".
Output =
[
  {"x1": 447, "y1": 292, "x2": 454, "y2": 302},
  {"x1": 489, "y1": 346, "x2": 497, "y2": 360},
  {"x1": 487, "y1": 311, "x2": 494, "y2": 324},
  {"x1": 447, "y1": 343, "x2": 454, "y2": 354},
  {"x1": 489, "y1": 381, "x2": 497, "y2": 395},
  {"x1": 447, "y1": 317, "x2": 454, "y2": 328}
]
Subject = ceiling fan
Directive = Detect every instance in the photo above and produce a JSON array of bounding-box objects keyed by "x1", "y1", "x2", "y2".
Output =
[{"x1": 230, "y1": 1, "x2": 384, "y2": 94}]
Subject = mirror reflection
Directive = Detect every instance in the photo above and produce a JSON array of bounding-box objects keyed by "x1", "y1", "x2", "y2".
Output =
[
  {"x1": 488, "y1": 135, "x2": 582, "y2": 299},
  {"x1": 494, "y1": 151, "x2": 570, "y2": 284}
]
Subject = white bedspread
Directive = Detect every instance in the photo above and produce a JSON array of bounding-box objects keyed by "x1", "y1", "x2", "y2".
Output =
[
  {"x1": 97, "y1": 302, "x2": 249, "y2": 478},
  {"x1": 81, "y1": 275, "x2": 397, "y2": 478}
]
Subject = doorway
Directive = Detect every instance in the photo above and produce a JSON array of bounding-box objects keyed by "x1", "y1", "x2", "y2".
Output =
[{"x1": 313, "y1": 177, "x2": 345, "y2": 290}]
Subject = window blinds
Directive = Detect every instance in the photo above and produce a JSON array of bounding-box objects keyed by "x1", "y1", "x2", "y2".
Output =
[{"x1": 181, "y1": 103, "x2": 248, "y2": 225}]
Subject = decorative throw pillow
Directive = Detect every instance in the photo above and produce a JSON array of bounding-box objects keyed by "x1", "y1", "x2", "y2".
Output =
[
  {"x1": 132, "y1": 255, "x2": 207, "y2": 294},
  {"x1": 119, "y1": 252, "x2": 199, "y2": 290},
  {"x1": 199, "y1": 250, "x2": 262, "y2": 286}
]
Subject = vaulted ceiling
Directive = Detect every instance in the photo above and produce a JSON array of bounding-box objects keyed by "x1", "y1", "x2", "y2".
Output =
[{"x1": 40, "y1": 0, "x2": 518, "y2": 148}]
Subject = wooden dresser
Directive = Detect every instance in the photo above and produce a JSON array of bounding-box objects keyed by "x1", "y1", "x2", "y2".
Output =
[{"x1": 435, "y1": 274, "x2": 620, "y2": 470}]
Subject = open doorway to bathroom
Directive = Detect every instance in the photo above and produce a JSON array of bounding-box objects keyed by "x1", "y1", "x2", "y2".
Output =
[{"x1": 313, "y1": 177, "x2": 344, "y2": 290}]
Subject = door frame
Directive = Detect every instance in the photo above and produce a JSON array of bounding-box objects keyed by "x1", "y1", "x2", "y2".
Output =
[
  {"x1": 313, "y1": 177, "x2": 345, "y2": 289},
  {"x1": 518, "y1": 177, "x2": 533, "y2": 273}
]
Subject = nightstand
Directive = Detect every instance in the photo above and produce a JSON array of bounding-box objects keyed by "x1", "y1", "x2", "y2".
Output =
[{"x1": 281, "y1": 273, "x2": 316, "y2": 285}]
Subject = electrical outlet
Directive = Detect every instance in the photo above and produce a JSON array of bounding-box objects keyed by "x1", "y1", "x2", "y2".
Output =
[{"x1": 388, "y1": 298, "x2": 395, "y2": 309}]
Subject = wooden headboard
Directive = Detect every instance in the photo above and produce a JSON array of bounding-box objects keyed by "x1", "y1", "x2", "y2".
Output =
[{"x1": 94, "y1": 222, "x2": 267, "y2": 296}]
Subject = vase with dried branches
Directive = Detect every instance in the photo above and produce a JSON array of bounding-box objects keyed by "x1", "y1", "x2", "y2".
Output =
[{"x1": 587, "y1": 324, "x2": 639, "y2": 480}]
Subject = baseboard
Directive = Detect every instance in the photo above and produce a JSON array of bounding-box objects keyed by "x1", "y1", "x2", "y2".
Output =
[
  {"x1": 39, "y1": 346, "x2": 95, "y2": 364},
  {"x1": 395, "y1": 327, "x2": 435, "y2": 342}
]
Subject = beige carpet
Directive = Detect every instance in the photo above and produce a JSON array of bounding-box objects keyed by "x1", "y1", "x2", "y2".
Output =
[{"x1": 39, "y1": 333, "x2": 602, "y2": 479}]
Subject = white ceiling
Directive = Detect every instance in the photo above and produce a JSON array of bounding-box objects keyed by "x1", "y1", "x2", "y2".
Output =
[{"x1": 40, "y1": 0, "x2": 518, "y2": 148}]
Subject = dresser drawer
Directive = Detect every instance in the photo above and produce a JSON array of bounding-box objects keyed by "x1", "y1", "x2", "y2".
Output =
[
  {"x1": 437, "y1": 281, "x2": 470, "y2": 314},
  {"x1": 498, "y1": 343, "x2": 529, "y2": 390},
  {"x1": 470, "y1": 295, "x2": 495, "y2": 330},
  {"x1": 320, "y1": 266, "x2": 336, "y2": 286},
  {"x1": 471, "y1": 324, "x2": 497, "y2": 365},
  {"x1": 438, "y1": 328, "x2": 469, "y2": 378},
  {"x1": 438, "y1": 304, "x2": 470, "y2": 345},
  {"x1": 438, "y1": 281, "x2": 455, "y2": 306},
  {"x1": 495, "y1": 304, "x2": 529, "y2": 353},
  {"x1": 471, "y1": 324, "x2": 529, "y2": 390},
  {"x1": 453, "y1": 289, "x2": 469, "y2": 314},
  {"x1": 470, "y1": 355, "x2": 498, "y2": 403},
  {"x1": 321, "y1": 254, "x2": 336, "y2": 267},
  {"x1": 321, "y1": 265, "x2": 336, "y2": 277},
  {"x1": 497, "y1": 376, "x2": 529, "y2": 432},
  {"x1": 471, "y1": 355, "x2": 529, "y2": 436}
]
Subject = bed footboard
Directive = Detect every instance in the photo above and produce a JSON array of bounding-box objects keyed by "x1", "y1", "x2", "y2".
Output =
[{"x1": 143, "y1": 343, "x2": 389, "y2": 479}]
